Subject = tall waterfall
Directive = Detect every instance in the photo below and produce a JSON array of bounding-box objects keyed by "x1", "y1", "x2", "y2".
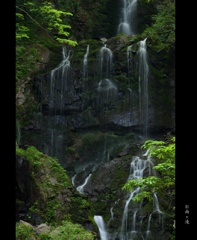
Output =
[
  {"x1": 117, "y1": 0, "x2": 138, "y2": 35},
  {"x1": 138, "y1": 38, "x2": 149, "y2": 139},
  {"x1": 19, "y1": 1, "x2": 173, "y2": 237}
]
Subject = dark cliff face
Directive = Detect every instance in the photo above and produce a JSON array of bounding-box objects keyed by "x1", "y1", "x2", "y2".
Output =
[{"x1": 18, "y1": 33, "x2": 175, "y2": 169}]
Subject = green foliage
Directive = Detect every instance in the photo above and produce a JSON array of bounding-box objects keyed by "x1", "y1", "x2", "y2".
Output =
[
  {"x1": 142, "y1": 0, "x2": 175, "y2": 51},
  {"x1": 16, "y1": 146, "x2": 72, "y2": 188},
  {"x1": 16, "y1": 0, "x2": 77, "y2": 84},
  {"x1": 50, "y1": 220, "x2": 94, "y2": 240},
  {"x1": 16, "y1": 45, "x2": 40, "y2": 82},
  {"x1": 123, "y1": 137, "x2": 175, "y2": 202},
  {"x1": 38, "y1": 2, "x2": 77, "y2": 46},
  {"x1": 16, "y1": 0, "x2": 77, "y2": 46},
  {"x1": 16, "y1": 222, "x2": 35, "y2": 239},
  {"x1": 16, "y1": 220, "x2": 95, "y2": 240},
  {"x1": 16, "y1": 13, "x2": 30, "y2": 41}
]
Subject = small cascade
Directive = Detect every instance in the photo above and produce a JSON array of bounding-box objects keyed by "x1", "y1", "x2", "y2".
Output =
[
  {"x1": 138, "y1": 38, "x2": 149, "y2": 139},
  {"x1": 83, "y1": 45, "x2": 89, "y2": 81},
  {"x1": 99, "y1": 44, "x2": 113, "y2": 80},
  {"x1": 94, "y1": 215, "x2": 109, "y2": 240},
  {"x1": 132, "y1": 210, "x2": 138, "y2": 231},
  {"x1": 153, "y1": 193, "x2": 164, "y2": 226},
  {"x1": 127, "y1": 45, "x2": 133, "y2": 84},
  {"x1": 153, "y1": 193, "x2": 162, "y2": 214},
  {"x1": 97, "y1": 44, "x2": 117, "y2": 110},
  {"x1": 119, "y1": 153, "x2": 155, "y2": 240},
  {"x1": 71, "y1": 174, "x2": 77, "y2": 187},
  {"x1": 145, "y1": 214, "x2": 152, "y2": 240},
  {"x1": 50, "y1": 47, "x2": 72, "y2": 114},
  {"x1": 76, "y1": 173, "x2": 92, "y2": 194},
  {"x1": 108, "y1": 199, "x2": 120, "y2": 226},
  {"x1": 117, "y1": 0, "x2": 138, "y2": 35},
  {"x1": 97, "y1": 78, "x2": 118, "y2": 108}
]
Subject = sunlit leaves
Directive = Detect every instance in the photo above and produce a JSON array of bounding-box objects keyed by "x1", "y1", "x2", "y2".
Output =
[
  {"x1": 142, "y1": 0, "x2": 175, "y2": 50},
  {"x1": 16, "y1": 12, "x2": 30, "y2": 40},
  {"x1": 16, "y1": 0, "x2": 77, "y2": 46},
  {"x1": 123, "y1": 137, "x2": 175, "y2": 203}
]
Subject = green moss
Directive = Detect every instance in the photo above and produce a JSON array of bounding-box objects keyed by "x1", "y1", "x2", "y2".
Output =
[
  {"x1": 16, "y1": 222, "x2": 35, "y2": 240},
  {"x1": 16, "y1": 220, "x2": 95, "y2": 240}
]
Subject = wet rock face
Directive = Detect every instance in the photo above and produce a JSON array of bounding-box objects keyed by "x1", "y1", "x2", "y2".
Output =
[
  {"x1": 16, "y1": 155, "x2": 37, "y2": 221},
  {"x1": 16, "y1": 155, "x2": 37, "y2": 201},
  {"x1": 33, "y1": 35, "x2": 174, "y2": 131}
]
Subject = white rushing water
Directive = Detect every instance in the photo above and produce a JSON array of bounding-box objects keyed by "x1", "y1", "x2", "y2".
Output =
[
  {"x1": 99, "y1": 44, "x2": 113, "y2": 79},
  {"x1": 83, "y1": 45, "x2": 89, "y2": 81},
  {"x1": 138, "y1": 38, "x2": 149, "y2": 139},
  {"x1": 94, "y1": 215, "x2": 109, "y2": 240},
  {"x1": 50, "y1": 47, "x2": 71, "y2": 114},
  {"x1": 76, "y1": 173, "x2": 92, "y2": 194},
  {"x1": 71, "y1": 174, "x2": 77, "y2": 187},
  {"x1": 97, "y1": 44, "x2": 117, "y2": 109},
  {"x1": 127, "y1": 45, "x2": 133, "y2": 84},
  {"x1": 118, "y1": 151, "x2": 156, "y2": 240},
  {"x1": 117, "y1": 0, "x2": 138, "y2": 35}
]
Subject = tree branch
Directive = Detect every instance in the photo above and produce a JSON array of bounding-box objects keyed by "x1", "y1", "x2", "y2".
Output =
[{"x1": 16, "y1": 5, "x2": 56, "y2": 43}]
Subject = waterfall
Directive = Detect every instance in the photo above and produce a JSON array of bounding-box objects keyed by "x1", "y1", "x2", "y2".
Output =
[
  {"x1": 120, "y1": 156, "x2": 148, "y2": 239},
  {"x1": 50, "y1": 47, "x2": 71, "y2": 114},
  {"x1": 97, "y1": 44, "x2": 117, "y2": 109},
  {"x1": 97, "y1": 78, "x2": 118, "y2": 106},
  {"x1": 71, "y1": 174, "x2": 77, "y2": 187},
  {"x1": 119, "y1": 152, "x2": 156, "y2": 240},
  {"x1": 138, "y1": 38, "x2": 149, "y2": 139},
  {"x1": 94, "y1": 216, "x2": 108, "y2": 240},
  {"x1": 99, "y1": 44, "x2": 113, "y2": 79},
  {"x1": 76, "y1": 173, "x2": 92, "y2": 194},
  {"x1": 83, "y1": 45, "x2": 89, "y2": 81},
  {"x1": 46, "y1": 47, "x2": 72, "y2": 159},
  {"x1": 117, "y1": 0, "x2": 138, "y2": 35},
  {"x1": 127, "y1": 45, "x2": 133, "y2": 85},
  {"x1": 145, "y1": 214, "x2": 152, "y2": 240},
  {"x1": 153, "y1": 193, "x2": 162, "y2": 213},
  {"x1": 132, "y1": 210, "x2": 138, "y2": 231}
]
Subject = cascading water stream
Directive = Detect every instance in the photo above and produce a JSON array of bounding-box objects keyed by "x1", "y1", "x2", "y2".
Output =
[
  {"x1": 97, "y1": 44, "x2": 117, "y2": 109},
  {"x1": 132, "y1": 210, "x2": 138, "y2": 231},
  {"x1": 83, "y1": 45, "x2": 89, "y2": 81},
  {"x1": 47, "y1": 47, "x2": 72, "y2": 158},
  {"x1": 76, "y1": 173, "x2": 92, "y2": 194},
  {"x1": 117, "y1": 148, "x2": 158, "y2": 240},
  {"x1": 50, "y1": 47, "x2": 71, "y2": 114},
  {"x1": 118, "y1": 0, "x2": 138, "y2": 35},
  {"x1": 71, "y1": 174, "x2": 77, "y2": 187},
  {"x1": 99, "y1": 44, "x2": 113, "y2": 79},
  {"x1": 153, "y1": 193, "x2": 162, "y2": 213},
  {"x1": 145, "y1": 214, "x2": 152, "y2": 240},
  {"x1": 94, "y1": 216, "x2": 108, "y2": 240},
  {"x1": 138, "y1": 38, "x2": 149, "y2": 139},
  {"x1": 153, "y1": 193, "x2": 164, "y2": 227},
  {"x1": 127, "y1": 45, "x2": 133, "y2": 85}
]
